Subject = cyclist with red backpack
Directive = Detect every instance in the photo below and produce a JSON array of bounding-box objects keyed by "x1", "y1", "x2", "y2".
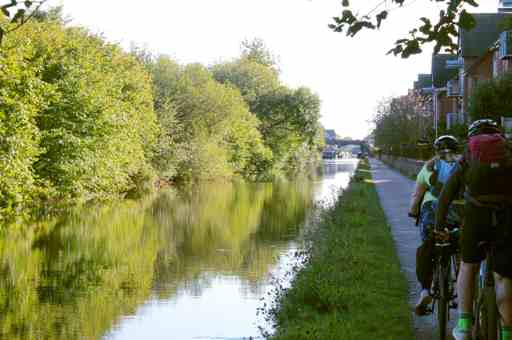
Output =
[
  {"x1": 408, "y1": 135, "x2": 462, "y2": 315},
  {"x1": 435, "y1": 119, "x2": 512, "y2": 340}
]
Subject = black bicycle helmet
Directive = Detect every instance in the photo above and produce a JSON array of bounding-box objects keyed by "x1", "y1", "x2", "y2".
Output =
[
  {"x1": 467, "y1": 119, "x2": 501, "y2": 137},
  {"x1": 433, "y1": 135, "x2": 459, "y2": 152}
]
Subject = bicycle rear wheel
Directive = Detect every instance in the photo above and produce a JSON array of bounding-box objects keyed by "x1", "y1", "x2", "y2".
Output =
[
  {"x1": 437, "y1": 263, "x2": 450, "y2": 340},
  {"x1": 477, "y1": 286, "x2": 498, "y2": 340}
]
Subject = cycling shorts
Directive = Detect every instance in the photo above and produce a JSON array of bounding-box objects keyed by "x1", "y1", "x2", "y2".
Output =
[
  {"x1": 419, "y1": 201, "x2": 436, "y2": 242},
  {"x1": 462, "y1": 201, "x2": 512, "y2": 278},
  {"x1": 419, "y1": 201, "x2": 463, "y2": 242}
]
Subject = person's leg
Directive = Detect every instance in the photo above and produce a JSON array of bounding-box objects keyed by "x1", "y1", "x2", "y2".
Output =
[
  {"x1": 452, "y1": 261, "x2": 480, "y2": 340},
  {"x1": 495, "y1": 273, "x2": 512, "y2": 340},
  {"x1": 415, "y1": 239, "x2": 434, "y2": 315},
  {"x1": 416, "y1": 239, "x2": 434, "y2": 290},
  {"x1": 415, "y1": 202, "x2": 435, "y2": 315},
  {"x1": 493, "y1": 209, "x2": 512, "y2": 338},
  {"x1": 457, "y1": 261, "x2": 480, "y2": 320},
  {"x1": 453, "y1": 202, "x2": 487, "y2": 340}
]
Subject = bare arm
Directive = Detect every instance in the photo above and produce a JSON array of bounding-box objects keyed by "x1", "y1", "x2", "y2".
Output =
[
  {"x1": 409, "y1": 159, "x2": 436, "y2": 217},
  {"x1": 409, "y1": 182, "x2": 428, "y2": 217}
]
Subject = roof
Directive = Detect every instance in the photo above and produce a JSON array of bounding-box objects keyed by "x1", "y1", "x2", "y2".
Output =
[
  {"x1": 431, "y1": 54, "x2": 458, "y2": 88},
  {"x1": 459, "y1": 13, "x2": 512, "y2": 57},
  {"x1": 413, "y1": 73, "x2": 433, "y2": 90}
]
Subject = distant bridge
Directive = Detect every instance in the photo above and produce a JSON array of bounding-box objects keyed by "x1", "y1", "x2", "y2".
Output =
[
  {"x1": 322, "y1": 139, "x2": 370, "y2": 159},
  {"x1": 332, "y1": 139, "x2": 366, "y2": 147}
]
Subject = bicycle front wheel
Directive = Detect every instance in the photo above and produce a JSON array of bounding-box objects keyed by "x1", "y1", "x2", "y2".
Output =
[{"x1": 437, "y1": 262, "x2": 450, "y2": 340}]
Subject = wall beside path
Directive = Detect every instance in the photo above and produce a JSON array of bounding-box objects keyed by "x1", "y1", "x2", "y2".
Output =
[{"x1": 379, "y1": 154, "x2": 424, "y2": 179}]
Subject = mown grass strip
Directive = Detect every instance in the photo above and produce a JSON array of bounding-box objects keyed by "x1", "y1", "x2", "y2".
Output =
[{"x1": 267, "y1": 160, "x2": 413, "y2": 340}]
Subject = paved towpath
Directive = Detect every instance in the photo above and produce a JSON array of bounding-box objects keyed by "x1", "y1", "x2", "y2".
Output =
[{"x1": 369, "y1": 158, "x2": 455, "y2": 340}]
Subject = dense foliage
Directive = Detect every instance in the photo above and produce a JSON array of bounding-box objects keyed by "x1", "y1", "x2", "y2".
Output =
[
  {"x1": 0, "y1": 0, "x2": 48, "y2": 44},
  {"x1": 372, "y1": 94, "x2": 435, "y2": 158},
  {"x1": 468, "y1": 72, "x2": 512, "y2": 121},
  {"x1": 1, "y1": 20, "x2": 159, "y2": 224},
  {"x1": 0, "y1": 17, "x2": 323, "y2": 224},
  {"x1": 140, "y1": 56, "x2": 273, "y2": 182},
  {"x1": 211, "y1": 51, "x2": 324, "y2": 177},
  {"x1": 372, "y1": 90, "x2": 475, "y2": 159}
]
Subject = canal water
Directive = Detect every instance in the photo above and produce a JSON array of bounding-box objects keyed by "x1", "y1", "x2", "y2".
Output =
[{"x1": 0, "y1": 159, "x2": 357, "y2": 340}]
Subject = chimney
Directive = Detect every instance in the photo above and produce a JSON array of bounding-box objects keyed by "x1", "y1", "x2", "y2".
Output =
[{"x1": 499, "y1": 0, "x2": 512, "y2": 12}]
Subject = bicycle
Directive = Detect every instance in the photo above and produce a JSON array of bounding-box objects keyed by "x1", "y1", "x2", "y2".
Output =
[
  {"x1": 409, "y1": 207, "x2": 461, "y2": 339},
  {"x1": 473, "y1": 247, "x2": 499, "y2": 340},
  {"x1": 430, "y1": 226, "x2": 460, "y2": 340},
  {"x1": 472, "y1": 211, "x2": 503, "y2": 340}
]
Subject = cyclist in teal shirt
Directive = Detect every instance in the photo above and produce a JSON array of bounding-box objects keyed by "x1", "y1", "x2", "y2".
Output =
[{"x1": 409, "y1": 135, "x2": 461, "y2": 315}]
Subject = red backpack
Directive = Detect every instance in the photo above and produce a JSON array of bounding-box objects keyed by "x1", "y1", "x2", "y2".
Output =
[{"x1": 464, "y1": 133, "x2": 512, "y2": 202}]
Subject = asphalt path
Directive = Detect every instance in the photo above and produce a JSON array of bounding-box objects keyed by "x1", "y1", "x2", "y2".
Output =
[{"x1": 369, "y1": 158, "x2": 456, "y2": 340}]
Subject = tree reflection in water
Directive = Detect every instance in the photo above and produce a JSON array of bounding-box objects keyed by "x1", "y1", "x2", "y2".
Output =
[{"x1": 0, "y1": 179, "x2": 316, "y2": 340}]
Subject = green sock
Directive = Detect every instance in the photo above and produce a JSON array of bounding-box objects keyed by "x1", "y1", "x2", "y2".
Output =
[
  {"x1": 502, "y1": 326, "x2": 512, "y2": 340},
  {"x1": 457, "y1": 312, "x2": 473, "y2": 331}
]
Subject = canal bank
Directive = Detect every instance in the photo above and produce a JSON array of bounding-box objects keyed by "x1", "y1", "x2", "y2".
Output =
[{"x1": 266, "y1": 159, "x2": 413, "y2": 339}]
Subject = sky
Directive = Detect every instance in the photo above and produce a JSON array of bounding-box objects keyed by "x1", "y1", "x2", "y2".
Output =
[{"x1": 52, "y1": 0, "x2": 499, "y2": 140}]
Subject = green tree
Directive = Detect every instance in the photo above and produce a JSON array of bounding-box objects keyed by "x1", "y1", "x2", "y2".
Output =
[
  {"x1": 211, "y1": 57, "x2": 281, "y2": 105},
  {"x1": 329, "y1": 0, "x2": 481, "y2": 58},
  {"x1": 26, "y1": 22, "x2": 159, "y2": 200},
  {"x1": 0, "y1": 30, "x2": 52, "y2": 223},
  {"x1": 172, "y1": 63, "x2": 272, "y2": 180},
  {"x1": 241, "y1": 37, "x2": 279, "y2": 69},
  {"x1": 373, "y1": 94, "x2": 433, "y2": 157},
  {"x1": 211, "y1": 57, "x2": 322, "y2": 176},
  {"x1": 468, "y1": 72, "x2": 512, "y2": 121},
  {"x1": 140, "y1": 53, "x2": 273, "y2": 181},
  {"x1": 133, "y1": 53, "x2": 186, "y2": 181},
  {"x1": 0, "y1": 19, "x2": 159, "y2": 223}
]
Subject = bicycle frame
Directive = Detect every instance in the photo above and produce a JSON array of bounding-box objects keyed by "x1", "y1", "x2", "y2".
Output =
[
  {"x1": 431, "y1": 228, "x2": 460, "y2": 340},
  {"x1": 480, "y1": 259, "x2": 494, "y2": 289}
]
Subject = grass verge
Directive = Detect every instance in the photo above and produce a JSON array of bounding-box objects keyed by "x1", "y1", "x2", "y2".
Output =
[{"x1": 265, "y1": 159, "x2": 414, "y2": 340}]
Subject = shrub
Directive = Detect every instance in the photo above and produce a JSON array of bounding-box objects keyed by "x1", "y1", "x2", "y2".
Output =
[
  {"x1": 469, "y1": 72, "x2": 512, "y2": 121},
  {"x1": 0, "y1": 33, "x2": 52, "y2": 223},
  {"x1": 1, "y1": 20, "x2": 159, "y2": 223},
  {"x1": 24, "y1": 23, "x2": 159, "y2": 201}
]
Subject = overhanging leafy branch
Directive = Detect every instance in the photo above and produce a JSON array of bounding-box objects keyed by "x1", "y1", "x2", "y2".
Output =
[
  {"x1": 0, "y1": 0, "x2": 47, "y2": 44},
  {"x1": 329, "y1": 0, "x2": 479, "y2": 58}
]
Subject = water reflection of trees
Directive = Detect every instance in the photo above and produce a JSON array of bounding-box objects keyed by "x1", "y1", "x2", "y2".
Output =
[
  {"x1": 151, "y1": 180, "x2": 314, "y2": 298},
  {"x1": 0, "y1": 179, "x2": 314, "y2": 339},
  {"x1": 0, "y1": 200, "x2": 160, "y2": 340}
]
